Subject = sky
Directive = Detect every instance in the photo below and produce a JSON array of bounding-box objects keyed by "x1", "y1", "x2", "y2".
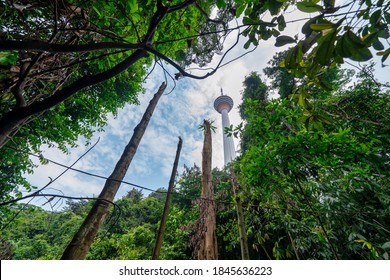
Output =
[{"x1": 22, "y1": 5, "x2": 390, "y2": 211}]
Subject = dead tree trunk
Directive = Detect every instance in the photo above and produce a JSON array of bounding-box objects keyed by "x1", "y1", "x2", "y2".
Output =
[
  {"x1": 61, "y1": 82, "x2": 166, "y2": 260},
  {"x1": 152, "y1": 136, "x2": 183, "y2": 260},
  {"x1": 198, "y1": 120, "x2": 218, "y2": 260}
]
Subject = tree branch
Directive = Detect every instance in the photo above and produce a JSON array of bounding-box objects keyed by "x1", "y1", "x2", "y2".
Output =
[
  {"x1": 5, "y1": 50, "x2": 148, "y2": 120},
  {"x1": 145, "y1": 28, "x2": 241, "y2": 80},
  {"x1": 167, "y1": 0, "x2": 196, "y2": 13},
  {"x1": 0, "y1": 40, "x2": 142, "y2": 53}
]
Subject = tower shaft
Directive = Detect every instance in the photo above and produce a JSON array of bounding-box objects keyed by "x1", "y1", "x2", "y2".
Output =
[{"x1": 220, "y1": 109, "x2": 235, "y2": 165}]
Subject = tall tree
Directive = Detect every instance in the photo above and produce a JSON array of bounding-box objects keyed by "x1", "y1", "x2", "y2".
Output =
[
  {"x1": 198, "y1": 120, "x2": 218, "y2": 260},
  {"x1": 233, "y1": 71, "x2": 390, "y2": 259},
  {"x1": 61, "y1": 83, "x2": 166, "y2": 259},
  {"x1": 0, "y1": 0, "x2": 236, "y2": 148},
  {"x1": 152, "y1": 137, "x2": 183, "y2": 260},
  {"x1": 239, "y1": 71, "x2": 268, "y2": 120},
  {"x1": 263, "y1": 51, "x2": 296, "y2": 99}
]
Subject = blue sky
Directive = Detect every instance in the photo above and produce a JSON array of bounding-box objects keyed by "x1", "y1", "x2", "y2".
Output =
[{"x1": 22, "y1": 6, "x2": 390, "y2": 210}]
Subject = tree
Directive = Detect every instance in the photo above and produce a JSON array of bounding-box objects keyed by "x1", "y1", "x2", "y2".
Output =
[
  {"x1": 61, "y1": 83, "x2": 166, "y2": 259},
  {"x1": 2, "y1": 0, "x2": 388, "y2": 208},
  {"x1": 241, "y1": 0, "x2": 389, "y2": 79},
  {"x1": 239, "y1": 71, "x2": 268, "y2": 120},
  {"x1": 233, "y1": 71, "x2": 390, "y2": 259},
  {"x1": 197, "y1": 120, "x2": 218, "y2": 260},
  {"x1": 0, "y1": 0, "x2": 240, "y2": 149},
  {"x1": 0, "y1": 0, "x2": 243, "y2": 207},
  {"x1": 152, "y1": 137, "x2": 183, "y2": 260},
  {"x1": 263, "y1": 51, "x2": 296, "y2": 99}
]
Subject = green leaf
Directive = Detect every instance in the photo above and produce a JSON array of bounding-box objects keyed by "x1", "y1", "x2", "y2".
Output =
[
  {"x1": 0, "y1": 52, "x2": 18, "y2": 65},
  {"x1": 378, "y1": 28, "x2": 390, "y2": 39},
  {"x1": 268, "y1": 0, "x2": 284, "y2": 15},
  {"x1": 323, "y1": 0, "x2": 335, "y2": 7},
  {"x1": 349, "y1": 47, "x2": 373, "y2": 61},
  {"x1": 310, "y1": 23, "x2": 334, "y2": 31},
  {"x1": 243, "y1": 17, "x2": 254, "y2": 25},
  {"x1": 372, "y1": 39, "x2": 384, "y2": 50},
  {"x1": 275, "y1": 35, "x2": 296, "y2": 47},
  {"x1": 216, "y1": 0, "x2": 226, "y2": 9},
  {"x1": 377, "y1": 48, "x2": 390, "y2": 64},
  {"x1": 337, "y1": 30, "x2": 372, "y2": 61},
  {"x1": 362, "y1": 32, "x2": 379, "y2": 44},
  {"x1": 92, "y1": 6, "x2": 102, "y2": 18},
  {"x1": 277, "y1": 15, "x2": 286, "y2": 31},
  {"x1": 236, "y1": 4, "x2": 246, "y2": 17},
  {"x1": 316, "y1": 30, "x2": 336, "y2": 65},
  {"x1": 175, "y1": 50, "x2": 186, "y2": 61},
  {"x1": 370, "y1": 9, "x2": 381, "y2": 26},
  {"x1": 377, "y1": 0, "x2": 384, "y2": 6},
  {"x1": 129, "y1": 0, "x2": 138, "y2": 13},
  {"x1": 382, "y1": 242, "x2": 390, "y2": 250},
  {"x1": 346, "y1": 30, "x2": 366, "y2": 48},
  {"x1": 385, "y1": 12, "x2": 390, "y2": 24},
  {"x1": 297, "y1": 2, "x2": 323, "y2": 13},
  {"x1": 243, "y1": 40, "x2": 251, "y2": 49}
]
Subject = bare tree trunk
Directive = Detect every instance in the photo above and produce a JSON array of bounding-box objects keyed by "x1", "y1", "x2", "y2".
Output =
[
  {"x1": 152, "y1": 137, "x2": 183, "y2": 260},
  {"x1": 198, "y1": 120, "x2": 218, "y2": 260},
  {"x1": 231, "y1": 171, "x2": 250, "y2": 260},
  {"x1": 61, "y1": 82, "x2": 166, "y2": 260}
]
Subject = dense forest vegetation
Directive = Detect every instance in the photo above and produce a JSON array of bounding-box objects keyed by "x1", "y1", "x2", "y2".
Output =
[
  {"x1": 1, "y1": 0, "x2": 389, "y2": 260},
  {"x1": 2, "y1": 64, "x2": 389, "y2": 260}
]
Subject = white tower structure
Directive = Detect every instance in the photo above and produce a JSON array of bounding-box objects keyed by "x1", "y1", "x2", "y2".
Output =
[{"x1": 214, "y1": 89, "x2": 236, "y2": 165}]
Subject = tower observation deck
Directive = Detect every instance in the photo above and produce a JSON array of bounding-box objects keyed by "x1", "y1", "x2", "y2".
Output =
[{"x1": 214, "y1": 90, "x2": 236, "y2": 165}]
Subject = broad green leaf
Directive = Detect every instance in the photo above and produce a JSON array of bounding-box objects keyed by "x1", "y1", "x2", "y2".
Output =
[
  {"x1": 385, "y1": 12, "x2": 390, "y2": 24},
  {"x1": 275, "y1": 35, "x2": 296, "y2": 47},
  {"x1": 316, "y1": 30, "x2": 336, "y2": 65},
  {"x1": 372, "y1": 39, "x2": 384, "y2": 50},
  {"x1": 236, "y1": 4, "x2": 246, "y2": 17},
  {"x1": 346, "y1": 30, "x2": 366, "y2": 48},
  {"x1": 349, "y1": 47, "x2": 373, "y2": 61},
  {"x1": 243, "y1": 17, "x2": 257, "y2": 25},
  {"x1": 302, "y1": 17, "x2": 318, "y2": 35},
  {"x1": 382, "y1": 242, "x2": 390, "y2": 250},
  {"x1": 323, "y1": 0, "x2": 335, "y2": 7},
  {"x1": 378, "y1": 28, "x2": 390, "y2": 39},
  {"x1": 0, "y1": 52, "x2": 17, "y2": 65},
  {"x1": 377, "y1": 0, "x2": 384, "y2": 6},
  {"x1": 377, "y1": 48, "x2": 390, "y2": 64},
  {"x1": 370, "y1": 9, "x2": 381, "y2": 26},
  {"x1": 216, "y1": 0, "x2": 226, "y2": 9},
  {"x1": 362, "y1": 32, "x2": 379, "y2": 44},
  {"x1": 268, "y1": 0, "x2": 284, "y2": 15},
  {"x1": 297, "y1": 2, "x2": 323, "y2": 13},
  {"x1": 243, "y1": 40, "x2": 251, "y2": 49},
  {"x1": 129, "y1": 0, "x2": 138, "y2": 13},
  {"x1": 310, "y1": 23, "x2": 334, "y2": 31},
  {"x1": 277, "y1": 15, "x2": 286, "y2": 31},
  {"x1": 342, "y1": 31, "x2": 373, "y2": 61}
]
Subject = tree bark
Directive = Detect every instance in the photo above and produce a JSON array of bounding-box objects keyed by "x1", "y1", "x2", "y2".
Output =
[
  {"x1": 198, "y1": 120, "x2": 218, "y2": 260},
  {"x1": 61, "y1": 82, "x2": 166, "y2": 260},
  {"x1": 152, "y1": 137, "x2": 183, "y2": 260}
]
